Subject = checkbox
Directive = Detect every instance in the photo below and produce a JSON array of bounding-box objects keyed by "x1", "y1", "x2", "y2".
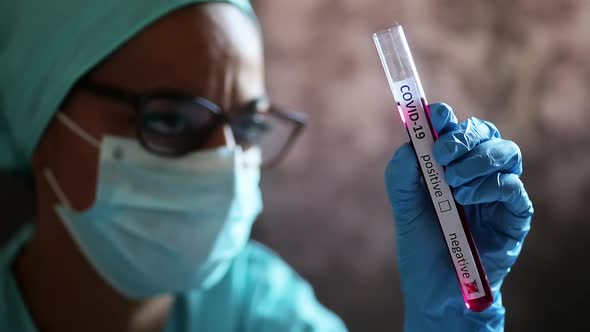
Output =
[{"x1": 438, "y1": 200, "x2": 452, "y2": 213}]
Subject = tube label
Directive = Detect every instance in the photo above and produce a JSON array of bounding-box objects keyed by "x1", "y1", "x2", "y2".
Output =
[{"x1": 392, "y1": 79, "x2": 485, "y2": 301}]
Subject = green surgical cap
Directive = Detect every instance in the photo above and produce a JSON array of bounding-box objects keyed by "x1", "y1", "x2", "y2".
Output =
[{"x1": 0, "y1": 0, "x2": 255, "y2": 172}]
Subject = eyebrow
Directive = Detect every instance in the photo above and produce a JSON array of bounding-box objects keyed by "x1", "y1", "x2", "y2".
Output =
[{"x1": 76, "y1": 79, "x2": 269, "y2": 115}]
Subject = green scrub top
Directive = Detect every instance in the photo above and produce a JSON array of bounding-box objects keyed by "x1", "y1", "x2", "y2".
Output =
[{"x1": 0, "y1": 226, "x2": 347, "y2": 331}]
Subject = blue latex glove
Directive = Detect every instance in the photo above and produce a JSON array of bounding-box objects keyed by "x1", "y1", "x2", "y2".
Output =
[{"x1": 385, "y1": 103, "x2": 533, "y2": 332}]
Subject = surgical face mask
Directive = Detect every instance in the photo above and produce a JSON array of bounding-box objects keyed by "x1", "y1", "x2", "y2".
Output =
[{"x1": 44, "y1": 113, "x2": 263, "y2": 298}]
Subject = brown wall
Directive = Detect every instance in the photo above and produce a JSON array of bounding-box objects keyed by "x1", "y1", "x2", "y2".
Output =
[{"x1": 252, "y1": 0, "x2": 590, "y2": 330}]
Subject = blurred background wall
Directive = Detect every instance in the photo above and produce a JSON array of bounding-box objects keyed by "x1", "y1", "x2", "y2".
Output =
[
  {"x1": 250, "y1": 0, "x2": 590, "y2": 331},
  {"x1": 2, "y1": 0, "x2": 590, "y2": 331}
]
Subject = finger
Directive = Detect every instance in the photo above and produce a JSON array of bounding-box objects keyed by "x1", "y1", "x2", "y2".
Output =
[
  {"x1": 454, "y1": 172, "x2": 534, "y2": 218},
  {"x1": 434, "y1": 117, "x2": 501, "y2": 166},
  {"x1": 428, "y1": 102, "x2": 459, "y2": 135},
  {"x1": 385, "y1": 143, "x2": 421, "y2": 200},
  {"x1": 445, "y1": 139, "x2": 523, "y2": 187},
  {"x1": 385, "y1": 143, "x2": 428, "y2": 220}
]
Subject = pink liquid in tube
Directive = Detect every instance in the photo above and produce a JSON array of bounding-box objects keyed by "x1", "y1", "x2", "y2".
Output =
[{"x1": 376, "y1": 25, "x2": 493, "y2": 312}]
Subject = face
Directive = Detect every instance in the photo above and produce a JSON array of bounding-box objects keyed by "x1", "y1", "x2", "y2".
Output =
[{"x1": 32, "y1": 3, "x2": 265, "y2": 211}]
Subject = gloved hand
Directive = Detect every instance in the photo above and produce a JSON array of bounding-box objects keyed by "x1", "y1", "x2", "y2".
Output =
[{"x1": 385, "y1": 103, "x2": 533, "y2": 332}]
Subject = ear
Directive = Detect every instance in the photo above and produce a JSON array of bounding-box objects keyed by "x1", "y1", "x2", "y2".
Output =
[
  {"x1": 31, "y1": 116, "x2": 57, "y2": 172},
  {"x1": 30, "y1": 132, "x2": 52, "y2": 202},
  {"x1": 32, "y1": 143, "x2": 45, "y2": 170}
]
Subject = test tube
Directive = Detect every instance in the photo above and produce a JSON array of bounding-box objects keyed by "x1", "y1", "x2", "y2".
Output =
[{"x1": 373, "y1": 24, "x2": 493, "y2": 312}]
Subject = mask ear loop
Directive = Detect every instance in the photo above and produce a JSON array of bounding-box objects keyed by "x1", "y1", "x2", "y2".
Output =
[
  {"x1": 55, "y1": 113, "x2": 101, "y2": 148},
  {"x1": 42, "y1": 112, "x2": 102, "y2": 210},
  {"x1": 43, "y1": 168, "x2": 72, "y2": 209}
]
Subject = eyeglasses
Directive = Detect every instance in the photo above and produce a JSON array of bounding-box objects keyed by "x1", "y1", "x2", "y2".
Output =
[{"x1": 75, "y1": 80, "x2": 307, "y2": 168}]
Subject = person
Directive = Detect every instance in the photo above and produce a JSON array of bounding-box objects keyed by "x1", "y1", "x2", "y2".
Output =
[{"x1": 0, "y1": 0, "x2": 533, "y2": 331}]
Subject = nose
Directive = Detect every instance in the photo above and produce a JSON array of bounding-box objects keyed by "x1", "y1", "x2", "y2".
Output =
[{"x1": 202, "y1": 124, "x2": 235, "y2": 149}]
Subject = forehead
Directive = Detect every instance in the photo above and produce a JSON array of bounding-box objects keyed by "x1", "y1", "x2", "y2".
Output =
[{"x1": 87, "y1": 3, "x2": 263, "y2": 102}]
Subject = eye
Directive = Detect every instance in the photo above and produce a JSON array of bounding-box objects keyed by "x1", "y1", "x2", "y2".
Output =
[
  {"x1": 233, "y1": 114, "x2": 272, "y2": 142},
  {"x1": 144, "y1": 112, "x2": 189, "y2": 135}
]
